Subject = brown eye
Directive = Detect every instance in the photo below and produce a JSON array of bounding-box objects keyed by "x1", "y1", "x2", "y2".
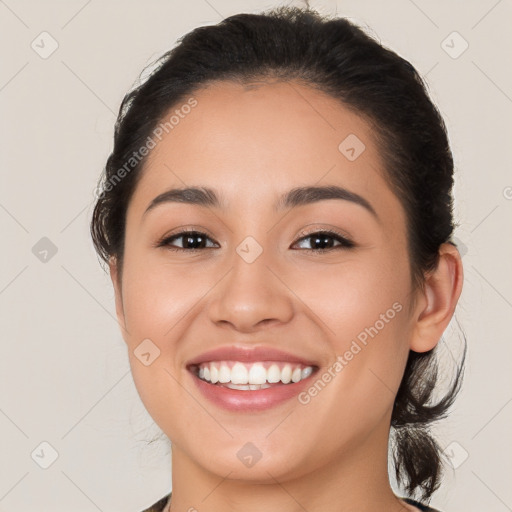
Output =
[
  {"x1": 157, "y1": 231, "x2": 218, "y2": 251},
  {"x1": 292, "y1": 230, "x2": 355, "y2": 251},
  {"x1": 156, "y1": 229, "x2": 355, "y2": 253}
]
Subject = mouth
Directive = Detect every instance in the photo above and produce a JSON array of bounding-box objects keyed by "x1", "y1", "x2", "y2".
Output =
[{"x1": 187, "y1": 360, "x2": 320, "y2": 411}]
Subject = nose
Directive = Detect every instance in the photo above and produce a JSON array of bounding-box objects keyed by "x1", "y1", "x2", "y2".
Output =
[{"x1": 207, "y1": 247, "x2": 294, "y2": 333}]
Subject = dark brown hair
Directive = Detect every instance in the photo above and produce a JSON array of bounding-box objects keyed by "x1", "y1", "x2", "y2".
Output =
[{"x1": 90, "y1": 6, "x2": 466, "y2": 504}]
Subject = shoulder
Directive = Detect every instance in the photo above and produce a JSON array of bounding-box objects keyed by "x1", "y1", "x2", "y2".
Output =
[
  {"x1": 140, "y1": 492, "x2": 171, "y2": 512},
  {"x1": 402, "y1": 497, "x2": 442, "y2": 512}
]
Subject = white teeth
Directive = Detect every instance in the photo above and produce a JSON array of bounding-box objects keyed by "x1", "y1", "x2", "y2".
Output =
[
  {"x1": 291, "y1": 367, "x2": 302, "y2": 383},
  {"x1": 195, "y1": 361, "x2": 315, "y2": 387},
  {"x1": 225, "y1": 382, "x2": 272, "y2": 390},
  {"x1": 218, "y1": 364, "x2": 230, "y2": 383},
  {"x1": 248, "y1": 363, "x2": 267, "y2": 385},
  {"x1": 281, "y1": 365, "x2": 292, "y2": 384},
  {"x1": 210, "y1": 365, "x2": 219, "y2": 384},
  {"x1": 267, "y1": 364, "x2": 281, "y2": 383},
  {"x1": 301, "y1": 366, "x2": 313, "y2": 379},
  {"x1": 231, "y1": 362, "x2": 248, "y2": 384}
]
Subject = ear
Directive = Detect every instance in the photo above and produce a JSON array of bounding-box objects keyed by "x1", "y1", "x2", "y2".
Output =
[
  {"x1": 109, "y1": 256, "x2": 127, "y2": 336},
  {"x1": 409, "y1": 242, "x2": 464, "y2": 353}
]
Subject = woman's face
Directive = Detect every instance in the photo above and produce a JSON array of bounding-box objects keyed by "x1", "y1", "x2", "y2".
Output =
[{"x1": 111, "y1": 80, "x2": 422, "y2": 482}]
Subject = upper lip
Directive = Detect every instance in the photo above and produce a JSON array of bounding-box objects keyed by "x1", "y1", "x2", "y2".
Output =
[{"x1": 186, "y1": 345, "x2": 319, "y2": 368}]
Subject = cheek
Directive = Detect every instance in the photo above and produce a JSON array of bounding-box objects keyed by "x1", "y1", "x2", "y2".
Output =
[
  {"x1": 120, "y1": 252, "x2": 197, "y2": 345},
  {"x1": 296, "y1": 251, "x2": 409, "y2": 343},
  {"x1": 120, "y1": 252, "x2": 199, "y2": 429},
  {"x1": 296, "y1": 250, "x2": 412, "y2": 405}
]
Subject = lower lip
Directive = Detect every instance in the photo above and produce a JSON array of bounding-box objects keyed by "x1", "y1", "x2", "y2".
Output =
[{"x1": 189, "y1": 369, "x2": 317, "y2": 412}]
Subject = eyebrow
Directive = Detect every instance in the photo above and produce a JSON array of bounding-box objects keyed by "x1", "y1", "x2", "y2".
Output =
[{"x1": 143, "y1": 185, "x2": 378, "y2": 220}]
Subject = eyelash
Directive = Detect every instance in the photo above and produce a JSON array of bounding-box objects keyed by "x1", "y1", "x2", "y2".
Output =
[{"x1": 155, "y1": 228, "x2": 355, "y2": 254}]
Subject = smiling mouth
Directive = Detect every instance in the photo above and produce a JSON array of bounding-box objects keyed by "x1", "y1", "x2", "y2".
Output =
[{"x1": 188, "y1": 360, "x2": 319, "y2": 390}]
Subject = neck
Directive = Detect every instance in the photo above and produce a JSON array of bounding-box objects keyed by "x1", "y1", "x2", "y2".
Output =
[{"x1": 167, "y1": 418, "x2": 411, "y2": 512}]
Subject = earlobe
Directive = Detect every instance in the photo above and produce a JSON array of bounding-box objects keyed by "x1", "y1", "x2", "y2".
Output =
[
  {"x1": 410, "y1": 242, "x2": 464, "y2": 353},
  {"x1": 109, "y1": 256, "x2": 127, "y2": 334}
]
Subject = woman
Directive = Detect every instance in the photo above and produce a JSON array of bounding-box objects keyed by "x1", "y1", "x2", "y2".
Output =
[{"x1": 90, "y1": 6, "x2": 466, "y2": 512}]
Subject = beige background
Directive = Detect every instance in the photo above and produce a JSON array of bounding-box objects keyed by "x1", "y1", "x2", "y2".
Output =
[{"x1": 1, "y1": 0, "x2": 511, "y2": 511}]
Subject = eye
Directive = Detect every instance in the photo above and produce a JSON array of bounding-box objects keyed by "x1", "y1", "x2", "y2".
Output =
[
  {"x1": 291, "y1": 229, "x2": 355, "y2": 252},
  {"x1": 156, "y1": 230, "x2": 218, "y2": 252},
  {"x1": 156, "y1": 229, "x2": 355, "y2": 253}
]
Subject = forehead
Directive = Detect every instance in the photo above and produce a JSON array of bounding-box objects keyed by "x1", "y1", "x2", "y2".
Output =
[{"x1": 127, "y1": 79, "x2": 404, "y2": 228}]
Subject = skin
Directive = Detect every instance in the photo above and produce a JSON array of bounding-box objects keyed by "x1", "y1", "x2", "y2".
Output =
[{"x1": 109, "y1": 80, "x2": 463, "y2": 512}]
